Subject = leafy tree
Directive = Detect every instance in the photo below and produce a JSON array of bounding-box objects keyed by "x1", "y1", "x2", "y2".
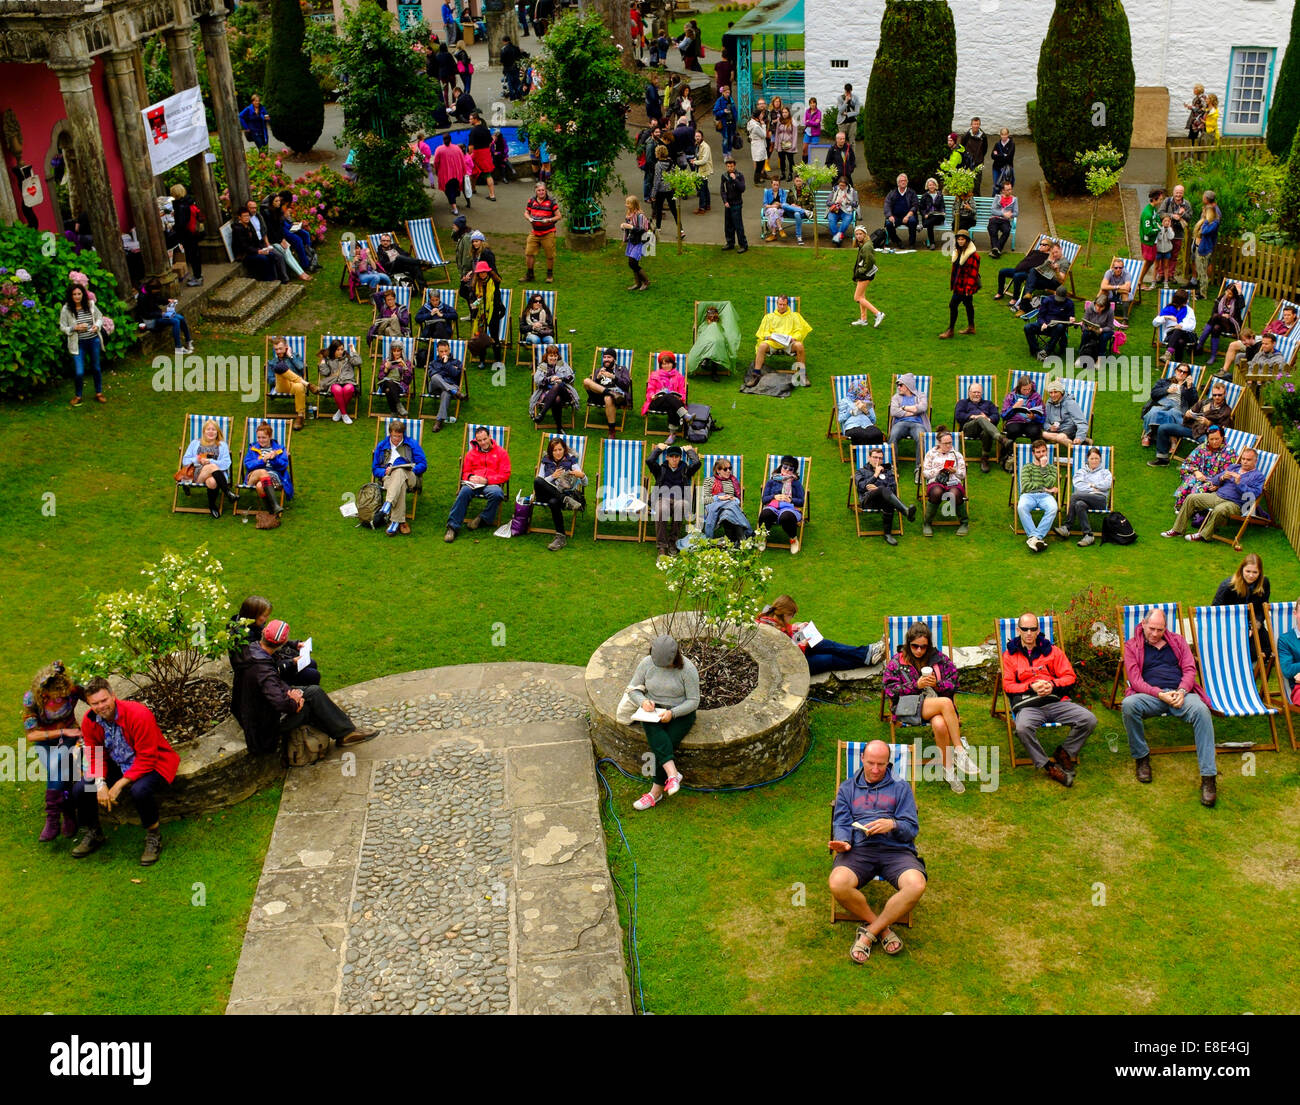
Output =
[
  {"x1": 334, "y1": 2, "x2": 442, "y2": 230},
  {"x1": 264, "y1": 0, "x2": 325, "y2": 154},
  {"x1": 862, "y1": 1, "x2": 956, "y2": 185},
  {"x1": 1278, "y1": 124, "x2": 1300, "y2": 247},
  {"x1": 1267, "y1": 2, "x2": 1300, "y2": 160},
  {"x1": 1034, "y1": 0, "x2": 1134, "y2": 194},
  {"x1": 518, "y1": 13, "x2": 643, "y2": 233}
]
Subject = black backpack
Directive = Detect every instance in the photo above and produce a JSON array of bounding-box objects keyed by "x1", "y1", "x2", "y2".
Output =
[
  {"x1": 686, "y1": 403, "x2": 719, "y2": 443},
  {"x1": 1100, "y1": 510, "x2": 1137, "y2": 545},
  {"x1": 870, "y1": 227, "x2": 888, "y2": 249}
]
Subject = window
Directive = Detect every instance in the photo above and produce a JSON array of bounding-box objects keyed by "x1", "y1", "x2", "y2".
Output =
[
  {"x1": 1224, "y1": 47, "x2": 1275, "y2": 136},
  {"x1": 831, "y1": 60, "x2": 849, "y2": 69}
]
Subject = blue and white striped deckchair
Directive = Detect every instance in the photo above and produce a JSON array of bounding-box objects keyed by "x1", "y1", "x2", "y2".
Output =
[
  {"x1": 1164, "y1": 360, "x2": 1205, "y2": 390},
  {"x1": 1208, "y1": 448, "x2": 1279, "y2": 551},
  {"x1": 993, "y1": 614, "x2": 1060, "y2": 767},
  {"x1": 887, "y1": 373, "x2": 931, "y2": 469},
  {"x1": 1108, "y1": 602, "x2": 1184, "y2": 709},
  {"x1": 417, "y1": 338, "x2": 468, "y2": 423},
  {"x1": 644, "y1": 352, "x2": 690, "y2": 438},
  {"x1": 405, "y1": 217, "x2": 451, "y2": 284},
  {"x1": 832, "y1": 740, "x2": 917, "y2": 926},
  {"x1": 454, "y1": 422, "x2": 511, "y2": 502},
  {"x1": 1190, "y1": 604, "x2": 1280, "y2": 753},
  {"x1": 1061, "y1": 378, "x2": 1096, "y2": 442},
  {"x1": 516, "y1": 288, "x2": 558, "y2": 365},
  {"x1": 694, "y1": 453, "x2": 746, "y2": 537},
  {"x1": 828, "y1": 374, "x2": 873, "y2": 462},
  {"x1": 1169, "y1": 378, "x2": 1241, "y2": 457},
  {"x1": 173, "y1": 413, "x2": 234, "y2": 515},
  {"x1": 373, "y1": 284, "x2": 412, "y2": 311},
  {"x1": 917, "y1": 432, "x2": 965, "y2": 517},
  {"x1": 1267, "y1": 300, "x2": 1300, "y2": 367},
  {"x1": 761, "y1": 453, "x2": 811, "y2": 549},
  {"x1": 584, "y1": 346, "x2": 636, "y2": 432},
  {"x1": 849, "y1": 443, "x2": 901, "y2": 538},
  {"x1": 879, "y1": 613, "x2": 954, "y2": 739},
  {"x1": 1222, "y1": 427, "x2": 1258, "y2": 458},
  {"x1": 1063, "y1": 444, "x2": 1115, "y2": 531},
  {"x1": 764, "y1": 294, "x2": 801, "y2": 314},
  {"x1": 530, "y1": 343, "x2": 576, "y2": 429},
  {"x1": 1009, "y1": 441, "x2": 1062, "y2": 526},
  {"x1": 492, "y1": 287, "x2": 514, "y2": 347},
  {"x1": 368, "y1": 336, "x2": 416, "y2": 418},
  {"x1": 593, "y1": 437, "x2": 646, "y2": 542},
  {"x1": 263, "y1": 334, "x2": 308, "y2": 417},
  {"x1": 1264, "y1": 601, "x2": 1298, "y2": 749},
  {"x1": 1215, "y1": 277, "x2": 1255, "y2": 322},
  {"x1": 420, "y1": 286, "x2": 460, "y2": 338},
  {"x1": 317, "y1": 333, "x2": 362, "y2": 420},
  {"x1": 955, "y1": 374, "x2": 996, "y2": 456},
  {"x1": 373, "y1": 417, "x2": 425, "y2": 520},
  {"x1": 235, "y1": 416, "x2": 294, "y2": 516},
  {"x1": 1110, "y1": 255, "x2": 1145, "y2": 310},
  {"x1": 529, "y1": 432, "x2": 589, "y2": 537}
]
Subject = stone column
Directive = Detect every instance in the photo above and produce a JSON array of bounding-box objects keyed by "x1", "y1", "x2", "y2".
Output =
[
  {"x1": 484, "y1": 0, "x2": 507, "y2": 67},
  {"x1": 165, "y1": 23, "x2": 225, "y2": 264},
  {"x1": 0, "y1": 148, "x2": 18, "y2": 226},
  {"x1": 104, "y1": 49, "x2": 175, "y2": 293},
  {"x1": 52, "y1": 62, "x2": 133, "y2": 297},
  {"x1": 199, "y1": 8, "x2": 251, "y2": 214}
]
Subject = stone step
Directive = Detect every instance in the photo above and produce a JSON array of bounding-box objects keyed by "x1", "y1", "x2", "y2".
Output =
[
  {"x1": 206, "y1": 275, "x2": 259, "y2": 310},
  {"x1": 236, "y1": 282, "x2": 308, "y2": 335},
  {"x1": 201, "y1": 278, "x2": 290, "y2": 326}
]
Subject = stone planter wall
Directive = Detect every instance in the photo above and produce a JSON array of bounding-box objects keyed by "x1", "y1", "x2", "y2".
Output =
[{"x1": 585, "y1": 613, "x2": 810, "y2": 788}]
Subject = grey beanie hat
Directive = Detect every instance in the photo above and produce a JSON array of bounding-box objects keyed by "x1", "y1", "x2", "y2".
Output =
[{"x1": 650, "y1": 635, "x2": 679, "y2": 667}]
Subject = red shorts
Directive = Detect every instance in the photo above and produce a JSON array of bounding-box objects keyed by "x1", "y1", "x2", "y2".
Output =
[
  {"x1": 1141, "y1": 244, "x2": 1157, "y2": 262},
  {"x1": 471, "y1": 147, "x2": 494, "y2": 176}
]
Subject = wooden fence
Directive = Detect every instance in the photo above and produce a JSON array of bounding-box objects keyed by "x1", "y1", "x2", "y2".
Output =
[
  {"x1": 1165, "y1": 137, "x2": 1268, "y2": 192},
  {"x1": 1209, "y1": 239, "x2": 1300, "y2": 305},
  {"x1": 1227, "y1": 371, "x2": 1300, "y2": 557}
]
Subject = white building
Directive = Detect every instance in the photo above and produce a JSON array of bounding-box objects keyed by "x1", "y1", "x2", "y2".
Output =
[{"x1": 801, "y1": 0, "x2": 1294, "y2": 137}]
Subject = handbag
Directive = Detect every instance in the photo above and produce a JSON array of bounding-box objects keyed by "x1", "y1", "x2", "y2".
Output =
[
  {"x1": 616, "y1": 687, "x2": 645, "y2": 725},
  {"x1": 255, "y1": 510, "x2": 281, "y2": 530},
  {"x1": 174, "y1": 464, "x2": 195, "y2": 483},
  {"x1": 893, "y1": 694, "x2": 923, "y2": 725},
  {"x1": 643, "y1": 227, "x2": 657, "y2": 257},
  {"x1": 508, "y1": 493, "x2": 534, "y2": 537}
]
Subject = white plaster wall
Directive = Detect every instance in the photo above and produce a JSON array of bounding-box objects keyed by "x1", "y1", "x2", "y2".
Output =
[{"x1": 802, "y1": 0, "x2": 1293, "y2": 138}]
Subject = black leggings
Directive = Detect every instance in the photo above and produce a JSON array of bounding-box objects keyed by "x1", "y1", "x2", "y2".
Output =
[
  {"x1": 648, "y1": 391, "x2": 687, "y2": 430},
  {"x1": 1004, "y1": 421, "x2": 1043, "y2": 443},
  {"x1": 778, "y1": 151, "x2": 795, "y2": 179},
  {"x1": 652, "y1": 192, "x2": 678, "y2": 230},
  {"x1": 948, "y1": 293, "x2": 974, "y2": 329},
  {"x1": 532, "y1": 476, "x2": 566, "y2": 532},
  {"x1": 627, "y1": 256, "x2": 644, "y2": 278},
  {"x1": 923, "y1": 213, "x2": 946, "y2": 246},
  {"x1": 758, "y1": 506, "x2": 799, "y2": 538},
  {"x1": 535, "y1": 384, "x2": 571, "y2": 431},
  {"x1": 379, "y1": 379, "x2": 405, "y2": 411},
  {"x1": 844, "y1": 426, "x2": 885, "y2": 445}
]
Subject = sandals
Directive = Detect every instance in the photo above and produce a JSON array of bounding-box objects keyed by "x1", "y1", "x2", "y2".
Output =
[
  {"x1": 849, "y1": 925, "x2": 876, "y2": 964},
  {"x1": 880, "y1": 927, "x2": 904, "y2": 955}
]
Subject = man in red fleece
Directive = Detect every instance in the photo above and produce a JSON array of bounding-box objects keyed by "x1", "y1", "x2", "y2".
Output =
[{"x1": 71, "y1": 678, "x2": 179, "y2": 866}]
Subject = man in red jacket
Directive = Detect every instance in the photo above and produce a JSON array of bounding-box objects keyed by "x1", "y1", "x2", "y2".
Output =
[
  {"x1": 1001, "y1": 614, "x2": 1097, "y2": 788},
  {"x1": 71, "y1": 678, "x2": 179, "y2": 865},
  {"x1": 445, "y1": 425, "x2": 511, "y2": 542}
]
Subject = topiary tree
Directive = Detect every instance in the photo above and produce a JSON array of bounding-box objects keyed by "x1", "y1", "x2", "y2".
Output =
[
  {"x1": 1278, "y1": 124, "x2": 1300, "y2": 247},
  {"x1": 1267, "y1": 3, "x2": 1300, "y2": 160},
  {"x1": 1077, "y1": 142, "x2": 1125, "y2": 262},
  {"x1": 1034, "y1": 0, "x2": 1134, "y2": 194},
  {"x1": 518, "y1": 13, "x2": 644, "y2": 235},
  {"x1": 335, "y1": 2, "x2": 441, "y2": 231},
  {"x1": 862, "y1": 1, "x2": 956, "y2": 186},
  {"x1": 264, "y1": 0, "x2": 325, "y2": 155}
]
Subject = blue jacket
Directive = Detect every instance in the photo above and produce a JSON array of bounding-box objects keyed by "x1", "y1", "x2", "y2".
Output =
[
  {"x1": 832, "y1": 767, "x2": 919, "y2": 853},
  {"x1": 242, "y1": 438, "x2": 294, "y2": 500},
  {"x1": 712, "y1": 95, "x2": 736, "y2": 125},
  {"x1": 760, "y1": 474, "x2": 805, "y2": 517},
  {"x1": 1035, "y1": 297, "x2": 1075, "y2": 327},
  {"x1": 1279, "y1": 627, "x2": 1300, "y2": 686},
  {"x1": 425, "y1": 356, "x2": 462, "y2": 390},
  {"x1": 239, "y1": 103, "x2": 269, "y2": 144},
  {"x1": 837, "y1": 394, "x2": 877, "y2": 432},
  {"x1": 371, "y1": 435, "x2": 428, "y2": 480}
]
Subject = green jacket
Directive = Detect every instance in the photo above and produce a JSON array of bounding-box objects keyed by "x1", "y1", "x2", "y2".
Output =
[
  {"x1": 854, "y1": 240, "x2": 877, "y2": 280},
  {"x1": 1140, "y1": 203, "x2": 1161, "y2": 246},
  {"x1": 1019, "y1": 461, "x2": 1058, "y2": 495}
]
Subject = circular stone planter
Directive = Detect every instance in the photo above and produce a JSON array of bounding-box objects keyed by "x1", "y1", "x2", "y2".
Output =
[
  {"x1": 585, "y1": 613, "x2": 810, "y2": 788},
  {"x1": 564, "y1": 228, "x2": 607, "y2": 252}
]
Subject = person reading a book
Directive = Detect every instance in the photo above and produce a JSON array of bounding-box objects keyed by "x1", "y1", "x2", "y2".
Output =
[
  {"x1": 445, "y1": 426, "x2": 512, "y2": 542},
  {"x1": 829, "y1": 739, "x2": 927, "y2": 963},
  {"x1": 757, "y1": 595, "x2": 886, "y2": 675},
  {"x1": 370, "y1": 419, "x2": 427, "y2": 537},
  {"x1": 753, "y1": 295, "x2": 811, "y2": 377},
  {"x1": 626, "y1": 635, "x2": 699, "y2": 811},
  {"x1": 881, "y1": 622, "x2": 971, "y2": 793},
  {"x1": 999, "y1": 614, "x2": 1097, "y2": 788}
]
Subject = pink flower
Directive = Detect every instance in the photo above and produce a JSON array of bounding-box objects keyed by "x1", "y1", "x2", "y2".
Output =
[
  {"x1": 100, "y1": 317, "x2": 115, "y2": 335},
  {"x1": 275, "y1": 159, "x2": 283, "y2": 169},
  {"x1": 315, "y1": 190, "x2": 322, "y2": 198},
  {"x1": 69, "y1": 270, "x2": 90, "y2": 288}
]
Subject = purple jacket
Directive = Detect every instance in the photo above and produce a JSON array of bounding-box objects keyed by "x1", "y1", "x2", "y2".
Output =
[
  {"x1": 881, "y1": 650, "x2": 958, "y2": 718},
  {"x1": 1122, "y1": 630, "x2": 1209, "y2": 705}
]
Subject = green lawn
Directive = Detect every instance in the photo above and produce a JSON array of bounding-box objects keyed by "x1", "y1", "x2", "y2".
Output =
[
  {"x1": 670, "y1": 8, "x2": 805, "y2": 55},
  {"x1": 1, "y1": 225, "x2": 1297, "y2": 1014}
]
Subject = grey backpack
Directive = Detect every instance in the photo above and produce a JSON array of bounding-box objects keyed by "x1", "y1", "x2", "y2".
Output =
[{"x1": 355, "y1": 481, "x2": 384, "y2": 527}]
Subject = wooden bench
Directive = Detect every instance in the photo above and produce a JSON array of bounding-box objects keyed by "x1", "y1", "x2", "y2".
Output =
[{"x1": 969, "y1": 195, "x2": 1016, "y2": 250}]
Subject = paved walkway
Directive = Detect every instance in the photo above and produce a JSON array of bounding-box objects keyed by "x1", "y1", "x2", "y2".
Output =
[{"x1": 225, "y1": 663, "x2": 631, "y2": 1016}]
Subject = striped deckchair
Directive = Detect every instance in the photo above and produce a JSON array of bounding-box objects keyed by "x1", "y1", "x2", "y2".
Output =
[
  {"x1": 1260, "y1": 601, "x2": 1298, "y2": 750},
  {"x1": 372, "y1": 283, "x2": 413, "y2": 314},
  {"x1": 416, "y1": 338, "x2": 468, "y2": 423},
  {"x1": 1214, "y1": 277, "x2": 1255, "y2": 324},
  {"x1": 405, "y1": 217, "x2": 452, "y2": 285},
  {"x1": 916, "y1": 433, "x2": 965, "y2": 520},
  {"x1": 1108, "y1": 255, "x2": 1145, "y2": 312},
  {"x1": 1207, "y1": 447, "x2": 1279, "y2": 551},
  {"x1": 643, "y1": 352, "x2": 690, "y2": 438},
  {"x1": 694, "y1": 453, "x2": 746, "y2": 540},
  {"x1": 886, "y1": 373, "x2": 932, "y2": 470},
  {"x1": 1222, "y1": 427, "x2": 1259, "y2": 457},
  {"x1": 491, "y1": 287, "x2": 514, "y2": 348},
  {"x1": 529, "y1": 343, "x2": 576, "y2": 429},
  {"x1": 234, "y1": 416, "x2": 294, "y2": 517},
  {"x1": 1028, "y1": 233, "x2": 1080, "y2": 297},
  {"x1": 828, "y1": 374, "x2": 874, "y2": 462},
  {"x1": 764, "y1": 294, "x2": 801, "y2": 313},
  {"x1": 1266, "y1": 299, "x2": 1300, "y2": 367},
  {"x1": 831, "y1": 739, "x2": 916, "y2": 927},
  {"x1": 848, "y1": 444, "x2": 902, "y2": 538},
  {"x1": 991, "y1": 614, "x2": 1060, "y2": 768},
  {"x1": 761, "y1": 453, "x2": 811, "y2": 550},
  {"x1": 955, "y1": 374, "x2": 996, "y2": 457},
  {"x1": 263, "y1": 334, "x2": 309, "y2": 418},
  {"x1": 1008, "y1": 441, "x2": 1063, "y2": 531},
  {"x1": 419, "y1": 286, "x2": 461, "y2": 337},
  {"x1": 1108, "y1": 602, "x2": 1184, "y2": 710},
  {"x1": 529, "y1": 432, "x2": 588, "y2": 537},
  {"x1": 373, "y1": 417, "x2": 425, "y2": 521},
  {"x1": 584, "y1": 346, "x2": 636, "y2": 432},
  {"x1": 593, "y1": 437, "x2": 647, "y2": 542},
  {"x1": 316, "y1": 334, "x2": 362, "y2": 420},
  {"x1": 515, "y1": 288, "x2": 558, "y2": 366},
  {"x1": 879, "y1": 614, "x2": 956, "y2": 744},
  {"x1": 1189, "y1": 604, "x2": 1280, "y2": 753},
  {"x1": 1169, "y1": 377, "x2": 1241, "y2": 459},
  {"x1": 643, "y1": 442, "x2": 701, "y2": 545},
  {"x1": 339, "y1": 237, "x2": 359, "y2": 300},
  {"x1": 368, "y1": 336, "x2": 416, "y2": 418},
  {"x1": 173, "y1": 413, "x2": 234, "y2": 515},
  {"x1": 1061, "y1": 445, "x2": 1115, "y2": 533}
]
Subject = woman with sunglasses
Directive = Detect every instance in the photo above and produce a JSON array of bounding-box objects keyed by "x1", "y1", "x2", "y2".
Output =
[
  {"x1": 882, "y1": 622, "x2": 972, "y2": 793},
  {"x1": 699, "y1": 458, "x2": 752, "y2": 544}
]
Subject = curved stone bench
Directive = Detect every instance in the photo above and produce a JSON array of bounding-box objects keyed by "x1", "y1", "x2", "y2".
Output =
[{"x1": 585, "y1": 614, "x2": 810, "y2": 788}]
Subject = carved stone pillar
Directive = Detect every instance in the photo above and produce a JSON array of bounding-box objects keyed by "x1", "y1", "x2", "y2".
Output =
[
  {"x1": 484, "y1": 0, "x2": 507, "y2": 67},
  {"x1": 0, "y1": 145, "x2": 18, "y2": 226},
  {"x1": 104, "y1": 49, "x2": 175, "y2": 292},
  {"x1": 199, "y1": 9, "x2": 251, "y2": 215},
  {"x1": 53, "y1": 62, "x2": 133, "y2": 297},
  {"x1": 165, "y1": 23, "x2": 224, "y2": 264}
]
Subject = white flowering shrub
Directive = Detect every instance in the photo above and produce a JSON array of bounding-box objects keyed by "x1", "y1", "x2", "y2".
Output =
[{"x1": 655, "y1": 530, "x2": 773, "y2": 651}]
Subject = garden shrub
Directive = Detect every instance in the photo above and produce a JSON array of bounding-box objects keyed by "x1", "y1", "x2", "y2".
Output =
[
  {"x1": 1266, "y1": 0, "x2": 1300, "y2": 160},
  {"x1": 264, "y1": 0, "x2": 325, "y2": 154}
]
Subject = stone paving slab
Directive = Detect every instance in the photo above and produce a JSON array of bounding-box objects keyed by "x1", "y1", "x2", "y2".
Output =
[{"x1": 226, "y1": 664, "x2": 629, "y2": 1016}]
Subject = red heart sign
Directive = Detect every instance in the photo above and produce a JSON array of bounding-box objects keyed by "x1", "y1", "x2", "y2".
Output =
[{"x1": 25, "y1": 184, "x2": 36, "y2": 196}]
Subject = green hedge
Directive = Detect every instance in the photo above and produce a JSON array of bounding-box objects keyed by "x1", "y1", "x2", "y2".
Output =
[
  {"x1": 264, "y1": 0, "x2": 325, "y2": 154},
  {"x1": 1267, "y1": 1, "x2": 1300, "y2": 160}
]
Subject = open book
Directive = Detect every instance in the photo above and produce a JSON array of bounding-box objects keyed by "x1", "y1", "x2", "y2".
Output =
[
  {"x1": 629, "y1": 705, "x2": 662, "y2": 724},
  {"x1": 792, "y1": 621, "x2": 823, "y2": 648}
]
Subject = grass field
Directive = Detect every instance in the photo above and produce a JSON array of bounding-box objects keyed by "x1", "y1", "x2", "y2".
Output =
[{"x1": 1, "y1": 223, "x2": 1297, "y2": 1014}]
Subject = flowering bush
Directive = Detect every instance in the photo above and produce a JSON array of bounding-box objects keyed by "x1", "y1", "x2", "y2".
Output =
[
  {"x1": 655, "y1": 532, "x2": 773, "y2": 654},
  {"x1": 295, "y1": 164, "x2": 366, "y2": 226},
  {"x1": 1261, "y1": 373, "x2": 1300, "y2": 460},
  {"x1": 215, "y1": 148, "x2": 347, "y2": 243},
  {"x1": 1058, "y1": 583, "x2": 1128, "y2": 703},
  {"x1": 0, "y1": 226, "x2": 133, "y2": 399},
  {"x1": 76, "y1": 546, "x2": 240, "y2": 723}
]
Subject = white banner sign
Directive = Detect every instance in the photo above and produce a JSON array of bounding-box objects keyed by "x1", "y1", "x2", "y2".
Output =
[{"x1": 141, "y1": 86, "x2": 210, "y2": 176}]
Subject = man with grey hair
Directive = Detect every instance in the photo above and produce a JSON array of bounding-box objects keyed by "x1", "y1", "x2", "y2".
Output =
[
  {"x1": 1161, "y1": 447, "x2": 1263, "y2": 543},
  {"x1": 1000, "y1": 614, "x2": 1097, "y2": 787},
  {"x1": 829, "y1": 739, "x2": 926, "y2": 963}
]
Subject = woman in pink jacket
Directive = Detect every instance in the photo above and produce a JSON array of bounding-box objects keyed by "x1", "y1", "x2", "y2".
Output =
[
  {"x1": 641, "y1": 350, "x2": 690, "y2": 444},
  {"x1": 432, "y1": 134, "x2": 470, "y2": 216}
]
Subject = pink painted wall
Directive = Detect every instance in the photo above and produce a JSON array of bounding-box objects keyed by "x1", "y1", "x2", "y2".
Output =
[{"x1": 1, "y1": 57, "x2": 131, "y2": 233}]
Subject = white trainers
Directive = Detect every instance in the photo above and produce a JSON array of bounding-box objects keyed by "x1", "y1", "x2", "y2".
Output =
[
  {"x1": 874, "y1": 312, "x2": 885, "y2": 328},
  {"x1": 954, "y1": 745, "x2": 979, "y2": 776},
  {"x1": 183, "y1": 343, "x2": 195, "y2": 354},
  {"x1": 664, "y1": 774, "x2": 683, "y2": 797},
  {"x1": 944, "y1": 766, "x2": 966, "y2": 794},
  {"x1": 632, "y1": 792, "x2": 660, "y2": 811},
  {"x1": 333, "y1": 410, "x2": 343, "y2": 422},
  {"x1": 342, "y1": 413, "x2": 354, "y2": 425},
  {"x1": 1025, "y1": 536, "x2": 1039, "y2": 551},
  {"x1": 851, "y1": 318, "x2": 869, "y2": 326}
]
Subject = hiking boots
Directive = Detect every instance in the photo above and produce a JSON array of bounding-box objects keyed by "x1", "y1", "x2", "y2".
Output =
[
  {"x1": 71, "y1": 827, "x2": 106, "y2": 858},
  {"x1": 1054, "y1": 744, "x2": 1078, "y2": 774},
  {"x1": 1200, "y1": 774, "x2": 1218, "y2": 808},
  {"x1": 139, "y1": 829, "x2": 163, "y2": 867},
  {"x1": 1044, "y1": 760, "x2": 1075, "y2": 788},
  {"x1": 1135, "y1": 754, "x2": 1152, "y2": 783}
]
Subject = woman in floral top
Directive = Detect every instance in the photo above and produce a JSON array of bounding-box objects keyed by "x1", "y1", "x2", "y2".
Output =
[{"x1": 1174, "y1": 426, "x2": 1238, "y2": 510}]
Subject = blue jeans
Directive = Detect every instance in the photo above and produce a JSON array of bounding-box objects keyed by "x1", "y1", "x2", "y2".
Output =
[
  {"x1": 720, "y1": 121, "x2": 737, "y2": 153},
  {"x1": 827, "y1": 209, "x2": 854, "y2": 239},
  {"x1": 781, "y1": 204, "x2": 805, "y2": 238},
  {"x1": 1122, "y1": 692, "x2": 1217, "y2": 777},
  {"x1": 1021, "y1": 269, "x2": 1058, "y2": 303},
  {"x1": 1017, "y1": 491, "x2": 1057, "y2": 538},
  {"x1": 1142, "y1": 408, "x2": 1181, "y2": 434},
  {"x1": 72, "y1": 336, "x2": 102, "y2": 397},
  {"x1": 147, "y1": 314, "x2": 191, "y2": 347},
  {"x1": 697, "y1": 178, "x2": 710, "y2": 208},
  {"x1": 806, "y1": 640, "x2": 870, "y2": 675},
  {"x1": 523, "y1": 333, "x2": 555, "y2": 346},
  {"x1": 997, "y1": 267, "x2": 1028, "y2": 299},
  {"x1": 72, "y1": 763, "x2": 169, "y2": 829},
  {"x1": 1154, "y1": 422, "x2": 1199, "y2": 455},
  {"x1": 448, "y1": 482, "x2": 505, "y2": 530},
  {"x1": 887, "y1": 421, "x2": 924, "y2": 474},
  {"x1": 358, "y1": 271, "x2": 392, "y2": 290},
  {"x1": 33, "y1": 737, "x2": 78, "y2": 790}
]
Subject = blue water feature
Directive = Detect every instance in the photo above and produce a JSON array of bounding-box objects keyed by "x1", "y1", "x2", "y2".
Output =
[{"x1": 446, "y1": 125, "x2": 531, "y2": 159}]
